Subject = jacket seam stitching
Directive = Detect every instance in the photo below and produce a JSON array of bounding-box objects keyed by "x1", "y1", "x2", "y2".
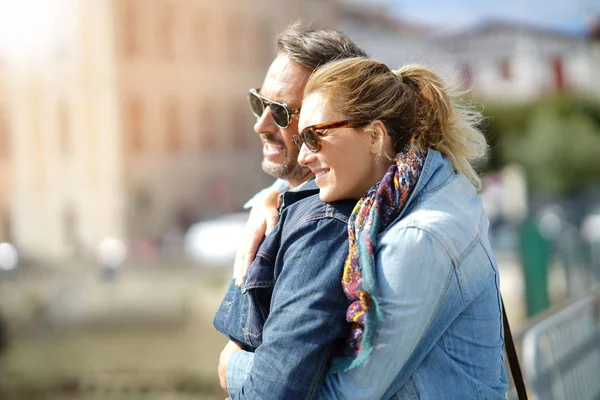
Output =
[
  {"x1": 295, "y1": 213, "x2": 349, "y2": 228},
  {"x1": 455, "y1": 209, "x2": 484, "y2": 265}
]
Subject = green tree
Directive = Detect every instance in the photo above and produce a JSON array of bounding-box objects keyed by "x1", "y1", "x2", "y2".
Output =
[{"x1": 501, "y1": 98, "x2": 600, "y2": 195}]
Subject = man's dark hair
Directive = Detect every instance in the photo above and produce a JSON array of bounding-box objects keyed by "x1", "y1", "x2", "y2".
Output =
[{"x1": 276, "y1": 22, "x2": 368, "y2": 71}]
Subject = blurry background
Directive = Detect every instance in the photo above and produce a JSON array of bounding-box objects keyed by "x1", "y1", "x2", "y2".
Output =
[{"x1": 0, "y1": 0, "x2": 599, "y2": 398}]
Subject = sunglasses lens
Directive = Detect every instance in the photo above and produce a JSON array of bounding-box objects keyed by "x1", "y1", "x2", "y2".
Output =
[
  {"x1": 270, "y1": 103, "x2": 290, "y2": 128},
  {"x1": 249, "y1": 92, "x2": 264, "y2": 118},
  {"x1": 303, "y1": 130, "x2": 320, "y2": 152}
]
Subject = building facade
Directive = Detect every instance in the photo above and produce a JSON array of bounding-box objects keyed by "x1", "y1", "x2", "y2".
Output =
[
  {"x1": 336, "y1": 4, "x2": 452, "y2": 75},
  {"x1": 0, "y1": 66, "x2": 11, "y2": 243},
  {"x1": 4, "y1": 0, "x2": 336, "y2": 258},
  {"x1": 442, "y1": 22, "x2": 600, "y2": 101}
]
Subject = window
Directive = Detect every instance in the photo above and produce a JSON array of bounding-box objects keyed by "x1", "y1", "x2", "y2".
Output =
[
  {"x1": 123, "y1": 0, "x2": 139, "y2": 56},
  {"x1": 129, "y1": 187, "x2": 153, "y2": 236},
  {"x1": 552, "y1": 56, "x2": 565, "y2": 92},
  {"x1": 226, "y1": 11, "x2": 242, "y2": 65},
  {"x1": 157, "y1": 4, "x2": 175, "y2": 60},
  {"x1": 193, "y1": 9, "x2": 209, "y2": 63},
  {"x1": 165, "y1": 99, "x2": 181, "y2": 150},
  {"x1": 59, "y1": 102, "x2": 70, "y2": 156},
  {"x1": 199, "y1": 100, "x2": 216, "y2": 151},
  {"x1": 127, "y1": 98, "x2": 144, "y2": 151},
  {"x1": 499, "y1": 59, "x2": 511, "y2": 81}
]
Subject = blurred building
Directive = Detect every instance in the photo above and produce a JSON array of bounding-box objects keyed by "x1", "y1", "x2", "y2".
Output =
[
  {"x1": 339, "y1": 4, "x2": 600, "y2": 101},
  {"x1": 0, "y1": 64, "x2": 11, "y2": 242},
  {"x1": 336, "y1": 4, "x2": 442, "y2": 70},
  {"x1": 442, "y1": 21, "x2": 600, "y2": 101},
  {"x1": 3, "y1": 0, "x2": 337, "y2": 258}
]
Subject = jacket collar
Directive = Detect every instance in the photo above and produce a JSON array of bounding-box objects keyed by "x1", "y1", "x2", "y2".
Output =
[
  {"x1": 279, "y1": 178, "x2": 319, "y2": 210},
  {"x1": 391, "y1": 149, "x2": 455, "y2": 223}
]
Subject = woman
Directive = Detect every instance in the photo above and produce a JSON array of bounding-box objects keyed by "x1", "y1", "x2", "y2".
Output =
[{"x1": 222, "y1": 58, "x2": 508, "y2": 399}]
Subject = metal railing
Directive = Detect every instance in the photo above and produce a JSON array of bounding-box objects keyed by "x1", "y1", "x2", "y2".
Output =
[{"x1": 516, "y1": 291, "x2": 600, "y2": 400}]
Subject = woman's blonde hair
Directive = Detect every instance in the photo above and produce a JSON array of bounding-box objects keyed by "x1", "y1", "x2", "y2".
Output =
[{"x1": 304, "y1": 57, "x2": 487, "y2": 190}]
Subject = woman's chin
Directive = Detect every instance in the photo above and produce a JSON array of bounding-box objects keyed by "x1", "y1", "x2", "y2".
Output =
[
  {"x1": 318, "y1": 190, "x2": 331, "y2": 202},
  {"x1": 319, "y1": 189, "x2": 340, "y2": 203}
]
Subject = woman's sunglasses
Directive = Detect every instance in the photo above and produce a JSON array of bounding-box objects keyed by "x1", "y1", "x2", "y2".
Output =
[
  {"x1": 292, "y1": 120, "x2": 370, "y2": 153},
  {"x1": 248, "y1": 88, "x2": 300, "y2": 129}
]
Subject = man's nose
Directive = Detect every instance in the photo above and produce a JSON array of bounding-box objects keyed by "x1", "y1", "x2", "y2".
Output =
[{"x1": 253, "y1": 106, "x2": 278, "y2": 135}]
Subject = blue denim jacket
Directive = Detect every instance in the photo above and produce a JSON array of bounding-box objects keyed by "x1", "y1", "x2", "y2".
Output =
[
  {"x1": 213, "y1": 180, "x2": 356, "y2": 399},
  {"x1": 224, "y1": 150, "x2": 508, "y2": 399}
]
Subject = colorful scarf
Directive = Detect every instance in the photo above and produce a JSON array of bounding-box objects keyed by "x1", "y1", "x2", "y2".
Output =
[{"x1": 332, "y1": 145, "x2": 427, "y2": 372}]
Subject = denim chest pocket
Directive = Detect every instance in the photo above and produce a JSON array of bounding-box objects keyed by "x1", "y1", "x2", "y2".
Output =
[{"x1": 241, "y1": 251, "x2": 276, "y2": 348}]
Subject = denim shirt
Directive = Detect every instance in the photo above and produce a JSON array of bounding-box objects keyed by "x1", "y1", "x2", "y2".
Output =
[
  {"x1": 225, "y1": 150, "x2": 508, "y2": 399},
  {"x1": 213, "y1": 179, "x2": 356, "y2": 399}
]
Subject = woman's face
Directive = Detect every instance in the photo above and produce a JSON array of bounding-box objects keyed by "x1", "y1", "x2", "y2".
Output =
[{"x1": 297, "y1": 92, "x2": 387, "y2": 203}]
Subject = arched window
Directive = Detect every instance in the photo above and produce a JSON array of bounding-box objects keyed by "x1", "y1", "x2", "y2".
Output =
[
  {"x1": 193, "y1": 8, "x2": 210, "y2": 63},
  {"x1": 127, "y1": 97, "x2": 144, "y2": 151},
  {"x1": 122, "y1": 0, "x2": 139, "y2": 56},
  {"x1": 157, "y1": 4, "x2": 175, "y2": 60},
  {"x1": 199, "y1": 99, "x2": 216, "y2": 151}
]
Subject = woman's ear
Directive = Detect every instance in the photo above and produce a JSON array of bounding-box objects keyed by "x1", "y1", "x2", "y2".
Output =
[{"x1": 368, "y1": 120, "x2": 388, "y2": 154}]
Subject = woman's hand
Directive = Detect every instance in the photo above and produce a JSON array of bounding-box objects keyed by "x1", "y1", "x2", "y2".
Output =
[
  {"x1": 218, "y1": 340, "x2": 244, "y2": 393},
  {"x1": 234, "y1": 189, "x2": 280, "y2": 286}
]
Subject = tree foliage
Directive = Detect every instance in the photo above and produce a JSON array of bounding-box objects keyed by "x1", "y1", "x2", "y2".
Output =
[{"x1": 481, "y1": 95, "x2": 600, "y2": 196}]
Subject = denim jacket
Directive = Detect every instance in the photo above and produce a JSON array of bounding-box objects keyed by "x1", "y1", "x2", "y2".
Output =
[
  {"x1": 224, "y1": 150, "x2": 508, "y2": 399},
  {"x1": 213, "y1": 179, "x2": 356, "y2": 399}
]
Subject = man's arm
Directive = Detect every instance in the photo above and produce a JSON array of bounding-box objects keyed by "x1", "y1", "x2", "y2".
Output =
[{"x1": 227, "y1": 216, "x2": 350, "y2": 399}]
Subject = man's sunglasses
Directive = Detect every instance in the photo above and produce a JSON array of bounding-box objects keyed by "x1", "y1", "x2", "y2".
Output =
[
  {"x1": 292, "y1": 120, "x2": 370, "y2": 153},
  {"x1": 248, "y1": 88, "x2": 300, "y2": 129}
]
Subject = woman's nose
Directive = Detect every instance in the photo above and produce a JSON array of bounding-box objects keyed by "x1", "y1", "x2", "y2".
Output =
[{"x1": 297, "y1": 142, "x2": 314, "y2": 167}]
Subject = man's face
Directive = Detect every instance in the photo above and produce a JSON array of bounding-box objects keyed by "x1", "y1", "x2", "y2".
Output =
[{"x1": 253, "y1": 54, "x2": 312, "y2": 187}]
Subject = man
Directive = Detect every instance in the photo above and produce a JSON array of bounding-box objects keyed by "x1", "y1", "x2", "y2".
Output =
[
  {"x1": 233, "y1": 27, "x2": 368, "y2": 281},
  {"x1": 214, "y1": 25, "x2": 367, "y2": 398}
]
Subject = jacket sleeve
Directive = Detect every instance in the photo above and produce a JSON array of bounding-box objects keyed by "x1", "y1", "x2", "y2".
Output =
[
  {"x1": 227, "y1": 217, "x2": 350, "y2": 399},
  {"x1": 318, "y1": 227, "x2": 460, "y2": 399}
]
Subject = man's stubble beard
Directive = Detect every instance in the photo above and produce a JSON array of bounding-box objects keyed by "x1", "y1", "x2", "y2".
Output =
[{"x1": 261, "y1": 142, "x2": 310, "y2": 183}]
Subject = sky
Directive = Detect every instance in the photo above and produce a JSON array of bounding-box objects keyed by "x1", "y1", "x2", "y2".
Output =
[{"x1": 344, "y1": 0, "x2": 600, "y2": 34}]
